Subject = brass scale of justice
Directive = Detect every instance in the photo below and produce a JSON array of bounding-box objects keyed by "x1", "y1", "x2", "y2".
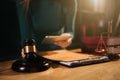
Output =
[{"x1": 94, "y1": 21, "x2": 113, "y2": 54}]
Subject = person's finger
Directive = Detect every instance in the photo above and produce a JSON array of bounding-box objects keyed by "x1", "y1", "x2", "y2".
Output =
[{"x1": 21, "y1": 48, "x2": 25, "y2": 58}]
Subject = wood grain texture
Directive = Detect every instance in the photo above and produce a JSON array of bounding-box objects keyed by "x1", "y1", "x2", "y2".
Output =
[{"x1": 0, "y1": 50, "x2": 120, "y2": 80}]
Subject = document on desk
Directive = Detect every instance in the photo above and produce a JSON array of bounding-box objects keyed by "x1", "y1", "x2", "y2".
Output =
[
  {"x1": 41, "y1": 50, "x2": 100, "y2": 61},
  {"x1": 41, "y1": 50, "x2": 111, "y2": 67}
]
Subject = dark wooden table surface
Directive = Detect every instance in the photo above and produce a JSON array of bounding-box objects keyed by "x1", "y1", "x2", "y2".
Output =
[{"x1": 0, "y1": 49, "x2": 120, "y2": 80}]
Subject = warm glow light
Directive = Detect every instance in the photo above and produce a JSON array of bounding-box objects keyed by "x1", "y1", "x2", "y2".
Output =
[
  {"x1": 91, "y1": 0, "x2": 105, "y2": 13},
  {"x1": 93, "y1": 0, "x2": 99, "y2": 12}
]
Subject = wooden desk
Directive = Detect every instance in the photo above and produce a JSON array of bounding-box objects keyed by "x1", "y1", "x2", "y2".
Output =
[{"x1": 0, "y1": 50, "x2": 120, "y2": 80}]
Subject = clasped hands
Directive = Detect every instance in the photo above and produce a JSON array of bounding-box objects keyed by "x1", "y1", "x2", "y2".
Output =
[{"x1": 53, "y1": 33, "x2": 72, "y2": 48}]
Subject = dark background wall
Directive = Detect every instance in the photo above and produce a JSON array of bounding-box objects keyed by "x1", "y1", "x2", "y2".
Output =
[{"x1": 0, "y1": 1, "x2": 21, "y2": 61}]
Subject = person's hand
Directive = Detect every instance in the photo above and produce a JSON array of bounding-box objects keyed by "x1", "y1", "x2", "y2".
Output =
[
  {"x1": 53, "y1": 33, "x2": 72, "y2": 48},
  {"x1": 21, "y1": 48, "x2": 25, "y2": 58}
]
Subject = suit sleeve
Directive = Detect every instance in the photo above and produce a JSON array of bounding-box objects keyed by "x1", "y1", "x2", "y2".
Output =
[
  {"x1": 62, "y1": 0, "x2": 78, "y2": 39},
  {"x1": 15, "y1": 0, "x2": 33, "y2": 47}
]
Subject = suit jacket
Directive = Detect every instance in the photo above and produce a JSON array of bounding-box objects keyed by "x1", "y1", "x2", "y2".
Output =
[{"x1": 15, "y1": 0, "x2": 77, "y2": 47}]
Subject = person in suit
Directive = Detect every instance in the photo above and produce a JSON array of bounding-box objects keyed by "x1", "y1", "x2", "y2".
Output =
[{"x1": 16, "y1": 0, "x2": 78, "y2": 51}]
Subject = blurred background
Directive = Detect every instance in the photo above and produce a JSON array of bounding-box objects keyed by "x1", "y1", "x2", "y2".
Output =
[{"x1": 0, "y1": 0, "x2": 120, "y2": 61}]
